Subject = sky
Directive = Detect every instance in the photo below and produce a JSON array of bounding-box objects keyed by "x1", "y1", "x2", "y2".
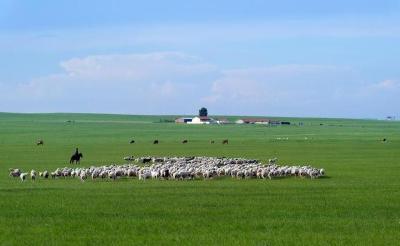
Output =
[{"x1": 0, "y1": 0, "x2": 399, "y2": 118}]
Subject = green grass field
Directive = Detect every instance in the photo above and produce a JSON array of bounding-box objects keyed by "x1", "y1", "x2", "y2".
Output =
[{"x1": 0, "y1": 112, "x2": 399, "y2": 245}]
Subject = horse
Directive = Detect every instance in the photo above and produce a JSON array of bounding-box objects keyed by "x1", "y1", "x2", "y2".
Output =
[
  {"x1": 130, "y1": 140, "x2": 135, "y2": 144},
  {"x1": 222, "y1": 139, "x2": 229, "y2": 144},
  {"x1": 153, "y1": 140, "x2": 159, "y2": 144},
  {"x1": 182, "y1": 139, "x2": 188, "y2": 144},
  {"x1": 70, "y1": 153, "x2": 83, "y2": 164},
  {"x1": 37, "y1": 140, "x2": 44, "y2": 145}
]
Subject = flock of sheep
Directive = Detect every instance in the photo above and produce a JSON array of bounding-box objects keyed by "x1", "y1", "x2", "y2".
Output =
[{"x1": 9, "y1": 156, "x2": 325, "y2": 182}]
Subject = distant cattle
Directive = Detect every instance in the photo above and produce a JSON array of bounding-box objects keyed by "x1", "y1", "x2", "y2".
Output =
[
  {"x1": 153, "y1": 140, "x2": 159, "y2": 144},
  {"x1": 222, "y1": 139, "x2": 229, "y2": 144},
  {"x1": 382, "y1": 138, "x2": 387, "y2": 142},
  {"x1": 210, "y1": 140, "x2": 215, "y2": 144},
  {"x1": 36, "y1": 139, "x2": 44, "y2": 145},
  {"x1": 182, "y1": 140, "x2": 188, "y2": 144},
  {"x1": 130, "y1": 140, "x2": 135, "y2": 144}
]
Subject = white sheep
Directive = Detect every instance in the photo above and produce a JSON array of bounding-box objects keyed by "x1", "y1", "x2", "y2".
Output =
[
  {"x1": 9, "y1": 168, "x2": 21, "y2": 177},
  {"x1": 30, "y1": 170, "x2": 37, "y2": 181},
  {"x1": 20, "y1": 173, "x2": 28, "y2": 182}
]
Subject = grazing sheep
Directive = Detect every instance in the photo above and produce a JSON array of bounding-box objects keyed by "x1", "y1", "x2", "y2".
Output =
[
  {"x1": 268, "y1": 157, "x2": 278, "y2": 164},
  {"x1": 20, "y1": 173, "x2": 28, "y2": 182},
  {"x1": 9, "y1": 168, "x2": 21, "y2": 177},
  {"x1": 30, "y1": 170, "x2": 37, "y2": 181},
  {"x1": 108, "y1": 171, "x2": 116, "y2": 180},
  {"x1": 12, "y1": 157, "x2": 325, "y2": 183},
  {"x1": 43, "y1": 171, "x2": 49, "y2": 179},
  {"x1": 79, "y1": 171, "x2": 87, "y2": 182},
  {"x1": 139, "y1": 172, "x2": 151, "y2": 180},
  {"x1": 124, "y1": 156, "x2": 135, "y2": 162}
]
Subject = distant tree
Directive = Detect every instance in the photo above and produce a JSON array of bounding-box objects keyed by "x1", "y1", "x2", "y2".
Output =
[{"x1": 199, "y1": 107, "x2": 208, "y2": 117}]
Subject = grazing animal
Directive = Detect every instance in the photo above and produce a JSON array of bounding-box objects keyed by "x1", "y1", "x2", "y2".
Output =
[
  {"x1": 43, "y1": 170, "x2": 49, "y2": 179},
  {"x1": 79, "y1": 171, "x2": 87, "y2": 182},
  {"x1": 222, "y1": 139, "x2": 229, "y2": 144},
  {"x1": 124, "y1": 156, "x2": 135, "y2": 162},
  {"x1": 141, "y1": 158, "x2": 152, "y2": 164},
  {"x1": 268, "y1": 157, "x2": 278, "y2": 164},
  {"x1": 9, "y1": 168, "x2": 21, "y2": 177},
  {"x1": 36, "y1": 139, "x2": 44, "y2": 145},
  {"x1": 10, "y1": 157, "x2": 326, "y2": 183},
  {"x1": 130, "y1": 140, "x2": 135, "y2": 144},
  {"x1": 153, "y1": 140, "x2": 159, "y2": 144},
  {"x1": 382, "y1": 138, "x2": 387, "y2": 142},
  {"x1": 20, "y1": 173, "x2": 28, "y2": 182},
  {"x1": 210, "y1": 140, "x2": 215, "y2": 144},
  {"x1": 30, "y1": 170, "x2": 37, "y2": 181},
  {"x1": 182, "y1": 139, "x2": 188, "y2": 144}
]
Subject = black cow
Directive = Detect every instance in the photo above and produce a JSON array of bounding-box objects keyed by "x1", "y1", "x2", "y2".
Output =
[
  {"x1": 37, "y1": 139, "x2": 44, "y2": 145},
  {"x1": 153, "y1": 140, "x2": 159, "y2": 144},
  {"x1": 182, "y1": 139, "x2": 188, "y2": 144},
  {"x1": 222, "y1": 139, "x2": 229, "y2": 144},
  {"x1": 130, "y1": 140, "x2": 135, "y2": 144}
]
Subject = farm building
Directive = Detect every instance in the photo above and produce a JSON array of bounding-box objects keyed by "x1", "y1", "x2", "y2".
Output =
[
  {"x1": 175, "y1": 117, "x2": 193, "y2": 124},
  {"x1": 215, "y1": 118, "x2": 230, "y2": 124},
  {"x1": 187, "y1": 116, "x2": 213, "y2": 125},
  {"x1": 236, "y1": 118, "x2": 281, "y2": 125}
]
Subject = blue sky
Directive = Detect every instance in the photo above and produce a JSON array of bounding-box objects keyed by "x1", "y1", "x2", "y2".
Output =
[{"x1": 0, "y1": 1, "x2": 399, "y2": 118}]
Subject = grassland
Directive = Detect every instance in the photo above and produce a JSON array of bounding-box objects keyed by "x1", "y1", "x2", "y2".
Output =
[{"x1": 0, "y1": 112, "x2": 399, "y2": 245}]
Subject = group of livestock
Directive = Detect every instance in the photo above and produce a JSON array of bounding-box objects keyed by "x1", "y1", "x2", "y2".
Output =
[{"x1": 9, "y1": 156, "x2": 325, "y2": 182}]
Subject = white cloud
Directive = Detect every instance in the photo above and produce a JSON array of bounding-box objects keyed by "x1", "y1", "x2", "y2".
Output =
[
  {"x1": 202, "y1": 64, "x2": 352, "y2": 106},
  {"x1": 60, "y1": 52, "x2": 216, "y2": 81},
  {"x1": 0, "y1": 52, "x2": 398, "y2": 118},
  {"x1": 200, "y1": 65, "x2": 400, "y2": 118},
  {"x1": 1, "y1": 52, "x2": 217, "y2": 114}
]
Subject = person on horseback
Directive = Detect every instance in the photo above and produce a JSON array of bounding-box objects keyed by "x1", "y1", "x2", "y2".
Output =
[{"x1": 70, "y1": 148, "x2": 83, "y2": 164}]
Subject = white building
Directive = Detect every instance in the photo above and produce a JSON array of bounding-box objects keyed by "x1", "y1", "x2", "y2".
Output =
[{"x1": 187, "y1": 116, "x2": 211, "y2": 124}]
